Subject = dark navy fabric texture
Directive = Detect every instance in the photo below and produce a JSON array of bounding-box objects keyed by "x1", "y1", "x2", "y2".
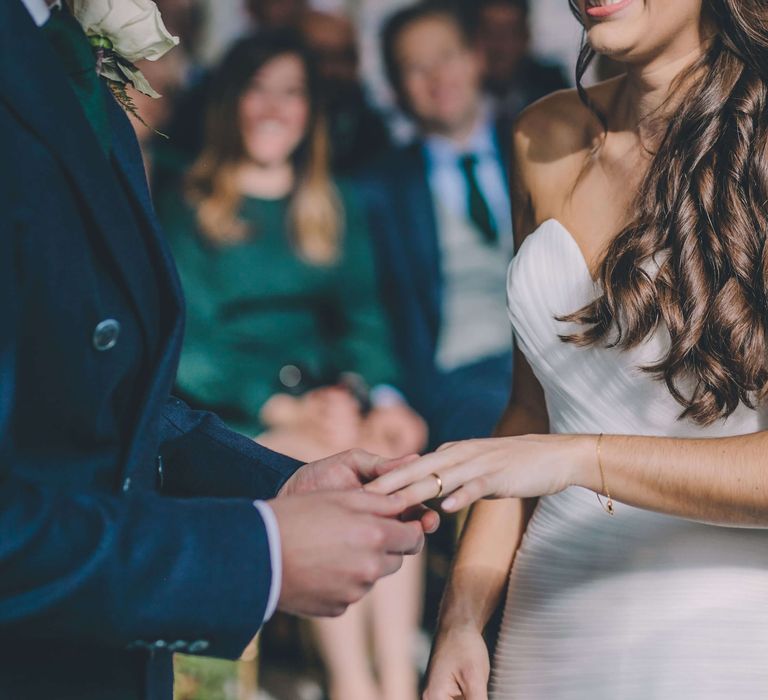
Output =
[{"x1": 0, "y1": 2, "x2": 302, "y2": 698}]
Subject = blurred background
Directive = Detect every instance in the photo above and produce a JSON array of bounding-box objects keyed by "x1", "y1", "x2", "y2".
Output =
[{"x1": 128, "y1": 1, "x2": 603, "y2": 698}]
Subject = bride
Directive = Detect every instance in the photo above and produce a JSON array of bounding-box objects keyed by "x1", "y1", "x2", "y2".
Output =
[{"x1": 370, "y1": 0, "x2": 768, "y2": 697}]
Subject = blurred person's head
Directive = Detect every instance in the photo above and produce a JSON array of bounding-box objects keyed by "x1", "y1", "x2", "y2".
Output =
[
  {"x1": 468, "y1": 0, "x2": 530, "y2": 94},
  {"x1": 154, "y1": 0, "x2": 204, "y2": 55},
  {"x1": 187, "y1": 32, "x2": 342, "y2": 263},
  {"x1": 301, "y1": 10, "x2": 359, "y2": 90},
  {"x1": 382, "y1": 2, "x2": 485, "y2": 141},
  {"x1": 245, "y1": 0, "x2": 307, "y2": 30}
]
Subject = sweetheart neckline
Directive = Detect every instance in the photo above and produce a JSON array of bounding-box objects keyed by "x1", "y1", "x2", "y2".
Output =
[{"x1": 531, "y1": 218, "x2": 598, "y2": 284}]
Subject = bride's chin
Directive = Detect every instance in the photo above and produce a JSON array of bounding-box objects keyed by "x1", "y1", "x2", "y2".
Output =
[{"x1": 588, "y1": 39, "x2": 636, "y2": 60}]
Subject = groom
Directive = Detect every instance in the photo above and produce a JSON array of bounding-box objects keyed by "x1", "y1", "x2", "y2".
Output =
[{"x1": 0, "y1": 2, "x2": 434, "y2": 699}]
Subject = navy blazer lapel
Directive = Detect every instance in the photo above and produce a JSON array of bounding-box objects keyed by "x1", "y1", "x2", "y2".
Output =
[
  {"x1": 0, "y1": 0, "x2": 159, "y2": 342},
  {"x1": 108, "y1": 97, "x2": 183, "y2": 325}
]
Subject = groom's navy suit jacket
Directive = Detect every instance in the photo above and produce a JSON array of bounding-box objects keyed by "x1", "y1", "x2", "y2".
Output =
[{"x1": 0, "y1": 3, "x2": 302, "y2": 698}]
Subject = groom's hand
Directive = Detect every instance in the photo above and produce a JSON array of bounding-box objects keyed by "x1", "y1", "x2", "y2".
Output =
[
  {"x1": 279, "y1": 449, "x2": 440, "y2": 534},
  {"x1": 278, "y1": 448, "x2": 417, "y2": 496},
  {"x1": 270, "y1": 491, "x2": 425, "y2": 617}
]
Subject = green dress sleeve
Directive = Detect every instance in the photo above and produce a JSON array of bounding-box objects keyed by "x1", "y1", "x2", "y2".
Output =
[{"x1": 330, "y1": 183, "x2": 403, "y2": 391}]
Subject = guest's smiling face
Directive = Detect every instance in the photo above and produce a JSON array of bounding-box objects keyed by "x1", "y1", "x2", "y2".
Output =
[
  {"x1": 579, "y1": 0, "x2": 705, "y2": 64},
  {"x1": 394, "y1": 15, "x2": 484, "y2": 134},
  {"x1": 238, "y1": 53, "x2": 310, "y2": 168}
]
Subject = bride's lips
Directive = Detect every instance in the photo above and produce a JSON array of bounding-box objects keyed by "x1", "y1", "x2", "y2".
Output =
[{"x1": 585, "y1": 0, "x2": 634, "y2": 18}]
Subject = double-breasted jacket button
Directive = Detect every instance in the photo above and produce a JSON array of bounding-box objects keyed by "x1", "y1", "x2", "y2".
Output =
[
  {"x1": 156, "y1": 455, "x2": 165, "y2": 490},
  {"x1": 92, "y1": 318, "x2": 121, "y2": 351}
]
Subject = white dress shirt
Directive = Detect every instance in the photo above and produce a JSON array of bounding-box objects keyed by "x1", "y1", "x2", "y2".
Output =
[
  {"x1": 22, "y1": 0, "x2": 284, "y2": 624},
  {"x1": 424, "y1": 111, "x2": 515, "y2": 370},
  {"x1": 21, "y1": 0, "x2": 52, "y2": 26}
]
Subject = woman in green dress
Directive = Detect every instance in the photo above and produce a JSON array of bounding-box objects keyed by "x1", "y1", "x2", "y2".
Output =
[{"x1": 159, "y1": 32, "x2": 426, "y2": 700}]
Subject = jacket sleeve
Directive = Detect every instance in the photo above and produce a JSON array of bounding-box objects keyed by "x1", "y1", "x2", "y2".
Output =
[{"x1": 158, "y1": 395, "x2": 302, "y2": 499}]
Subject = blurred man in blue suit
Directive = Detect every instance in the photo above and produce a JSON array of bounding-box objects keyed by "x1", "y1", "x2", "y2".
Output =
[
  {"x1": 362, "y1": 2, "x2": 514, "y2": 447},
  {"x1": 0, "y1": 2, "x2": 434, "y2": 698}
]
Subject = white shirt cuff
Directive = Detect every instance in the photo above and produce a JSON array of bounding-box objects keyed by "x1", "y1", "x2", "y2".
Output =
[
  {"x1": 253, "y1": 500, "x2": 281, "y2": 623},
  {"x1": 370, "y1": 384, "x2": 407, "y2": 408}
]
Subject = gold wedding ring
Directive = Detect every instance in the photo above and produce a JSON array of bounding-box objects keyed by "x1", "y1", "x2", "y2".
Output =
[{"x1": 431, "y1": 472, "x2": 444, "y2": 499}]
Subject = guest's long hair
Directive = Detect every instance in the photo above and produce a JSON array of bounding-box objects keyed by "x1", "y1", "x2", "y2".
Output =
[
  {"x1": 186, "y1": 31, "x2": 342, "y2": 264},
  {"x1": 564, "y1": 0, "x2": 768, "y2": 425}
]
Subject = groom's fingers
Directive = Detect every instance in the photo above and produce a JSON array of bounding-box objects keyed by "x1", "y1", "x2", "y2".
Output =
[
  {"x1": 345, "y1": 450, "x2": 421, "y2": 482},
  {"x1": 400, "y1": 504, "x2": 441, "y2": 533},
  {"x1": 375, "y1": 517, "x2": 425, "y2": 555}
]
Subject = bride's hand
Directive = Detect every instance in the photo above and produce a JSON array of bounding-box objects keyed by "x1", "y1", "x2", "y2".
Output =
[
  {"x1": 423, "y1": 625, "x2": 490, "y2": 700},
  {"x1": 366, "y1": 434, "x2": 594, "y2": 512}
]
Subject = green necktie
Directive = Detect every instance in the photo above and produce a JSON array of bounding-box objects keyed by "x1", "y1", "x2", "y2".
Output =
[
  {"x1": 43, "y1": 8, "x2": 112, "y2": 155},
  {"x1": 458, "y1": 154, "x2": 498, "y2": 245}
]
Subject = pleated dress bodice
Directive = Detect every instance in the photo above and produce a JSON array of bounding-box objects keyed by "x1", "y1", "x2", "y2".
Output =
[{"x1": 491, "y1": 219, "x2": 768, "y2": 699}]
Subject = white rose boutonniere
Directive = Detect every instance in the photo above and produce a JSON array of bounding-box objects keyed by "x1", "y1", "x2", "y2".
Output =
[{"x1": 71, "y1": 0, "x2": 179, "y2": 124}]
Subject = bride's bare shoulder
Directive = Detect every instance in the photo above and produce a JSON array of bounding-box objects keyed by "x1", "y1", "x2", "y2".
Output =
[
  {"x1": 509, "y1": 79, "x2": 621, "y2": 222},
  {"x1": 512, "y1": 79, "x2": 619, "y2": 165}
]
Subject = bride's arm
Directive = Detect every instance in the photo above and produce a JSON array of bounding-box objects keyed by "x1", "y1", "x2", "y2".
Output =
[
  {"x1": 371, "y1": 428, "x2": 768, "y2": 528},
  {"x1": 424, "y1": 119, "x2": 554, "y2": 698},
  {"x1": 424, "y1": 348, "x2": 549, "y2": 698},
  {"x1": 438, "y1": 348, "x2": 549, "y2": 629}
]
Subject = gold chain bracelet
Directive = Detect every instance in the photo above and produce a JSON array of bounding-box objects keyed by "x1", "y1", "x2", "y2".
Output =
[{"x1": 595, "y1": 433, "x2": 615, "y2": 516}]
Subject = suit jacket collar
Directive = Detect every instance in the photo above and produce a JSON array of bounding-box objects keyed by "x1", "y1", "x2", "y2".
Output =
[{"x1": 0, "y1": 0, "x2": 182, "y2": 345}]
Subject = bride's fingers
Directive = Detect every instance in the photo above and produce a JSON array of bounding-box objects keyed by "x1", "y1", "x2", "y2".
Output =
[
  {"x1": 436, "y1": 440, "x2": 459, "y2": 452},
  {"x1": 366, "y1": 444, "x2": 474, "y2": 494},
  {"x1": 393, "y1": 459, "x2": 492, "y2": 509},
  {"x1": 365, "y1": 453, "x2": 444, "y2": 494},
  {"x1": 441, "y1": 477, "x2": 494, "y2": 512}
]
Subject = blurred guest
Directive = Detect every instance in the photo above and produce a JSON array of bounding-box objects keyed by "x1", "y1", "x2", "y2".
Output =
[
  {"x1": 361, "y1": 2, "x2": 514, "y2": 448},
  {"x1": 465, "y1": 0, "x2": 569, "y2": 119},
  {"x1": 245, "y1": 0, "x2": 307, "y2": 31},
  {"x1": 157, "y1": 32, "x2": 426, "y2": 700},
  {"x1": 129, "y1": 0, "x2": 206, "y2": 189},
  {"x1": 157, "y1": 0, "x2": 311, "y2": 192},
  {"x1": 155, "y1": 0, "x2": 205, "y2": 54},
  {"x1": 301, "y1": 9, "x2": 392, "y2": 174},
  {"x1": 130, "y1": 49, "x2": 192, "y2": 183}
]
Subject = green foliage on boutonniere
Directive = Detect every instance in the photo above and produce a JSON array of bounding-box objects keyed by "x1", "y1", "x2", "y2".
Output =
[
  {"x1": 72, "y1": 0, "x2": 179, "y2": 133},
  {"x1": 91, "y1": 37, "x2": 162, "y2": 132}
]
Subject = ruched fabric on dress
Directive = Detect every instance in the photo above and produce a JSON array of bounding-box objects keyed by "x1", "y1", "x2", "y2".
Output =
[{"x1": 491, "y1": 219, "x2": 768, "y2": 699}]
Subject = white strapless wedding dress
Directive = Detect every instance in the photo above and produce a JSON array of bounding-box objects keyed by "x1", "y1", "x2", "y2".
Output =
[{"x1": 491, "y1": 219, "x2": 768, "y2": 699}]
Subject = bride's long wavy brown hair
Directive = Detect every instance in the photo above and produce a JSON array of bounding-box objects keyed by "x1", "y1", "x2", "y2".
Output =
[{"x1": 564, "y1": 0, "x2": 768, "y2": 424}]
